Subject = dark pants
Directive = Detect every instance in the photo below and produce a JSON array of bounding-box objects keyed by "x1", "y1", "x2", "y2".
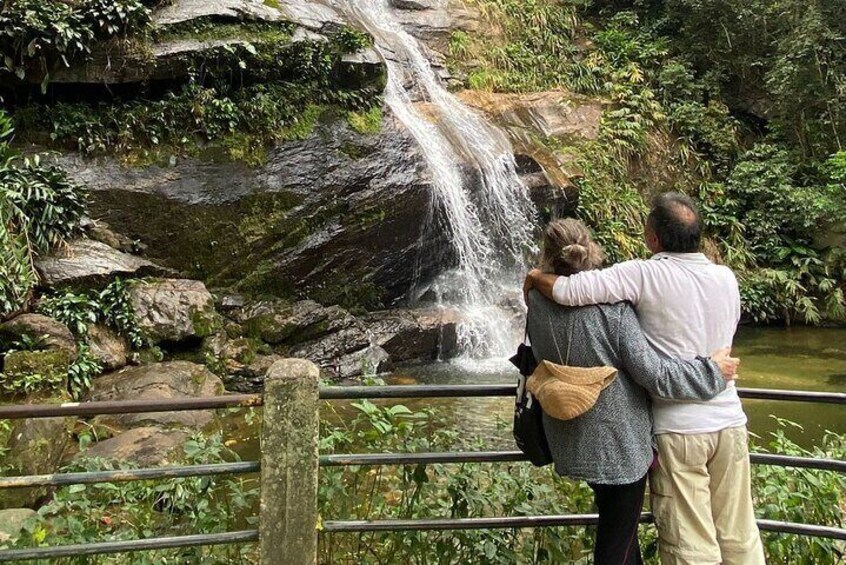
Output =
[{"x1": 589, "y1": 473, "x2": 648, "y2": 565}]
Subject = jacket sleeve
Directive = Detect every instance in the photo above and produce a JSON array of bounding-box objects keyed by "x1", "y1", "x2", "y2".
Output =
[
  {"x1": 615, "y1": 305, "x2": 726, "y2": 400},
  {"x1": 551, "y1": 260, "x2": 646, "y2": 307}
]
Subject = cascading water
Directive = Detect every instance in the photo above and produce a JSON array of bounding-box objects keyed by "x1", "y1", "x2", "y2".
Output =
[{"x1": 339, "y1": 0, "x2": 538, "y2": 362}]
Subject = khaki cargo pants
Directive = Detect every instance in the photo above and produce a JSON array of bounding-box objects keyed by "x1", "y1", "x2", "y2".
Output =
[{"x1": 650, "y1": 426, "x2": 766, "y2": 564}]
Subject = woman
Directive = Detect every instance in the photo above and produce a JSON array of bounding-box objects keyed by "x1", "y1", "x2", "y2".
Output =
[{"x1": 525, "y1": 219, "x2": 736, "y2": 565}]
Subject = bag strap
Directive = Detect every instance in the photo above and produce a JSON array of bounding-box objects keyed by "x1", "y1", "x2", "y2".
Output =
[{"x1": 547, "y1": 314, "x2": 574, "y2": 365}]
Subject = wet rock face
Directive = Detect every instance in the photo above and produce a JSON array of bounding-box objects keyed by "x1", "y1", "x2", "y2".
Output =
[
  {"x1": 365, "y1": 307, "x2": 461, "y2": 363},
  {"x1": 55, "y1": 113, "x2": 451, "y2": 308}
]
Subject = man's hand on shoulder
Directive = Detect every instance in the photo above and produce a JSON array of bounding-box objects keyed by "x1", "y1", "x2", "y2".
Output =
[
  {"x1": 524, "y1": 269, "x2": 560, "y2": 304},
  {"x1": 523, "y1": 269, "x2": 542, "y2": 304}
]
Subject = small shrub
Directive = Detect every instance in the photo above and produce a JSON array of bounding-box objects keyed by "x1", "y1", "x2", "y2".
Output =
[{"x1": 346, "y1": 107, "x2": 382, "y2": 135}]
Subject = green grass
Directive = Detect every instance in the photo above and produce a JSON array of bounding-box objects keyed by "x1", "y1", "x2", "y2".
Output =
[{"x1": 346, "y1": 107, "x2": 383, "y2": 135}]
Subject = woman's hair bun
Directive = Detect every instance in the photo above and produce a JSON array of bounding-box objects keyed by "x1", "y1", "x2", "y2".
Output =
[{"x1": 560, "y1": 243, "x2": 588, "y2": 264}]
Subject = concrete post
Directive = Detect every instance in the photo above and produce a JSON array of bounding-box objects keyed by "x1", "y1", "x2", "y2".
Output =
[{"x1": 260, "y1": 358, "x2": 321, "y2": 565}]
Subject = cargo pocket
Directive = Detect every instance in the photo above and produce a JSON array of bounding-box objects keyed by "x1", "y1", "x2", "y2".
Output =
[{"x1": 649, "y1": 465, "x2": 680, "y2": 548}]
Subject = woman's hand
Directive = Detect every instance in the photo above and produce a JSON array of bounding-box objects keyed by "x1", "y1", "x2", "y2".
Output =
[{"x1": 710, "y1": 347, "x2": 740, "y2": 382}]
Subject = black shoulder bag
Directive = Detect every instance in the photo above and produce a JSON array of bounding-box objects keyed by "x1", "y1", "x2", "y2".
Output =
[{"x1": 509, "y1": 322, "x2": 553, "y2": 467}]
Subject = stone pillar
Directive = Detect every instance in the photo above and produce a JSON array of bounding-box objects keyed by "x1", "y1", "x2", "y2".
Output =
[{"x1": 259, "y1": 358, "x2": 321, "y2": 565}]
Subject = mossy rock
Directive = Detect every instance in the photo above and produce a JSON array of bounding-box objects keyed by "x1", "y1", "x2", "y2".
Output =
[
  {"x1": 1, "y1": 414, "x2": 74, "y2": 509},
  {"x1": 130, "y1": 279, "x2": 220, "y2": 343},
  {"x1": 0, "y1": 350, "x2": 70, "y2": 399}
]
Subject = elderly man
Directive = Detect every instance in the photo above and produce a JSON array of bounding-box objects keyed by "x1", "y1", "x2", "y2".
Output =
[{"x1": 524, "y1": 192, "x2": 765, "y2": 565}]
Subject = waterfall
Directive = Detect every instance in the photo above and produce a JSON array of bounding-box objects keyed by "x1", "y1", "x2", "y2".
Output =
[{"x1": 340, "y1": 0, "x2": 538, "y2": 361}]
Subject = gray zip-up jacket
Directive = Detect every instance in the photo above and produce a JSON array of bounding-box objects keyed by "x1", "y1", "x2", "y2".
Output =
[{"x1": 527, "y1": 291, "x2": 726, "y2": 485}]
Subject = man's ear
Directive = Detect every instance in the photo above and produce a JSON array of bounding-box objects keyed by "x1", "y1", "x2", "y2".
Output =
[{"x1": 645, "y1": 226, "x2": 662, "y2": 253}]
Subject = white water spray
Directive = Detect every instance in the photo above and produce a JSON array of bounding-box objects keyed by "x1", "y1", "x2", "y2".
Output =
[{"x1": 340, "y1": 0, "x2": 538, "y2": 360}]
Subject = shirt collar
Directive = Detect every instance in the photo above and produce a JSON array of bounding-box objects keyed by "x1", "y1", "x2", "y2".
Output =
[{"x1": 650, "y1": 252, "x2": 712, "y2": 264}]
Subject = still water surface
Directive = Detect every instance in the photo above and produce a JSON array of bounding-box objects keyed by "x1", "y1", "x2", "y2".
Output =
[
  {"x1": 386, "y1": 326, "x2": 846, "y2": 450},
  {"x1": 224, "y1": 326, "x2": 846, "y2": 458}
]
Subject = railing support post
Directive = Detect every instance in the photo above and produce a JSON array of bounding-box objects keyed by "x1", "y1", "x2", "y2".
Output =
[{"x1": 260, "y1": 358, "x2": 321, "y2": 565}]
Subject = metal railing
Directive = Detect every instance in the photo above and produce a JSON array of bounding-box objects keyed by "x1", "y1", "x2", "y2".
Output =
[{"x1": 1, "y1": 375, "x2": 845, "y2": 563}]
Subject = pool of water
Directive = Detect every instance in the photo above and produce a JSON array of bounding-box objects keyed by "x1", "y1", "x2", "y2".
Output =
[
  {"x1": 220, "y1": 326, "x2": 846, "y2": 461},
  {"x1": 390, "y1": 326, "x2": 846, "y2": 448}
]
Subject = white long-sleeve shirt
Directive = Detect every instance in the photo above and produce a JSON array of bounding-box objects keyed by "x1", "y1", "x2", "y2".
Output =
[{"x1": 551, "y1": 252, "x2": 747, "y2": 434}]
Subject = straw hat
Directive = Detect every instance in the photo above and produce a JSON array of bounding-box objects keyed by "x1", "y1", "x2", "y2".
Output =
[{"x1": 526, "y1": 360, "x2": 617, "y2": 420}]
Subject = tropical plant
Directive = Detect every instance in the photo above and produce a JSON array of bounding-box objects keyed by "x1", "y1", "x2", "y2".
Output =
[
  {"x1": 0, "y1": 0, "x2": 152, "y2": 88},
  {"x1": 0, "y1": 110, "x2": 88, "y2": 318}
]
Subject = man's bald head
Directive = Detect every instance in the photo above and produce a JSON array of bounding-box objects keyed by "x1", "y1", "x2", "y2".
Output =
[{"x1": 645, "y1": 192, "x2": 702, "y2": 253}]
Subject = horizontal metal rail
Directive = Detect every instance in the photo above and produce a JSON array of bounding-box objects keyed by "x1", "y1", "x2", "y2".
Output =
[
  {"x1": 748, "y1": 453, "x2": 846, "y2": 472},
  {"x1": 738, "y1": 388, "x2": 846, "y2": 405},
  {"x1": 0, "y1": 462, "x2": 260, "y2": 489},
  {"x1": 0, "y1": 530, "x2": 258, "y2": 562},
  {"x1": 319, "y1": 384, "x2": 517, "y2": 399},
  {"x1": 0, "y1": 394, "x2": 261, "y2": 419},
  {"x1": 323, "y1": 513, "x2": 614, "y2": 531},
  {"x1": 322, "y1": 451, "x2": 846, "y2": 473},
  {"x1": 5, "y1": 451, "x2": 842, "y2": 490},
  {"x1": 3, "y1": 516, "x2": 842, "y2": 562},
  {"x1": 1, "y1": 385, "x2": 844, "y2": 420},
  {"x1": 320, "y1": 451, "x2": 527, "y2": 467},
  {"x1": 322, "y1": 515, "x2": 846, "y2": 540}
]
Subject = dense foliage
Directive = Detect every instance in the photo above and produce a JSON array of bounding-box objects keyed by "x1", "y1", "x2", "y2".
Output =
[
  {"x1": 3, "y1": 1, "x2": 383, "y2": 166},
  {"x1": 34, "y1": 279, "x2": 146, "y2": 397},
  {"x1": 7, "y1": 430, "x2": 258, "y2": 564},
  {"x1": 0, "y1": 111, "x2": 87, "y2": 318},
  {"x1": 450, "y1": 0, "x2": 846, "y2": 324},
  {"x1": 0, "y1": 0, "x2": 154, "y2": 89},
  {"x1": 5, "y1": 407, "x2": 844, "y2": 563}
]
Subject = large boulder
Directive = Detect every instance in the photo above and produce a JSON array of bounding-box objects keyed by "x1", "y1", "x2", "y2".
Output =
[
  {"x1": 365, "y1": 307, "x2": 461, "y2": 363},
  {"x1": 34, "y1": 239, "x2": 170, "y2": 289},
  {"x1": 129, "y1": 279, "x2": 220, "y2": 343},
  {"x1": 0, "y1": 350, "x2": 71, "y2": 398},
  {"x1": 239, "y1": 300, "x2": 354, "y2": 345},
  {"x1": 54, "y1": 112, "x2": 449, "y2": 308},
  {"x1": 2, "y1": 417, "x2": 73, "y2": 508},
  {"x1": 0, "y1": 313, "x2": 77, "y2": 358},
  {"x1": 87, "y1": 324, "x2": 128, "y2": 371},
  {"x1": 78, "y1": 427, "x2": 191, "y2": 467},
  {"x1": 0, "y1": 314, "x2": 76, "y2": 398},
  {"x1": 0, "y1": 508, "x2": 38, "y2": 543},
  {"x1": 87, "y1": 361, "x2": 224, "y2": 429}
]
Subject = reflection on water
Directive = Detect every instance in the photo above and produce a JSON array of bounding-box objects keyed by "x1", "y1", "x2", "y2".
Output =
[{"x1": 221, "y1": 326, "x2": 846, "y2": 461}]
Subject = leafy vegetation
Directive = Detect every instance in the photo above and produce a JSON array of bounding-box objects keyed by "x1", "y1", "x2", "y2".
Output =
[
  {"x1": 0, "y1": 111, "x2": 88, "y2": 318},
  {"x1": 6, "y1": 11, "x2": 384, "y2": 166},
  {"x1": 6, "y1": 407, "x2": 844, "y2": 563},
  {"x1": 0, "y1": 0, "x2": 153, "y2": 89},
  {"x1": 10, "y1": 431, "x2": 258, "y2": 564},
  {"x1": 347, "y1": 107, "x2": 383, "y2": 135},
  {"x1": 450, "y1": 0, "x2": 846, "y2": 324},
  {"x1": 750, "y1": 418, "x2": 846, "y2": 563},
  {"x1": 34, "y1": 279, "x2": 146, "y2": 397}
]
